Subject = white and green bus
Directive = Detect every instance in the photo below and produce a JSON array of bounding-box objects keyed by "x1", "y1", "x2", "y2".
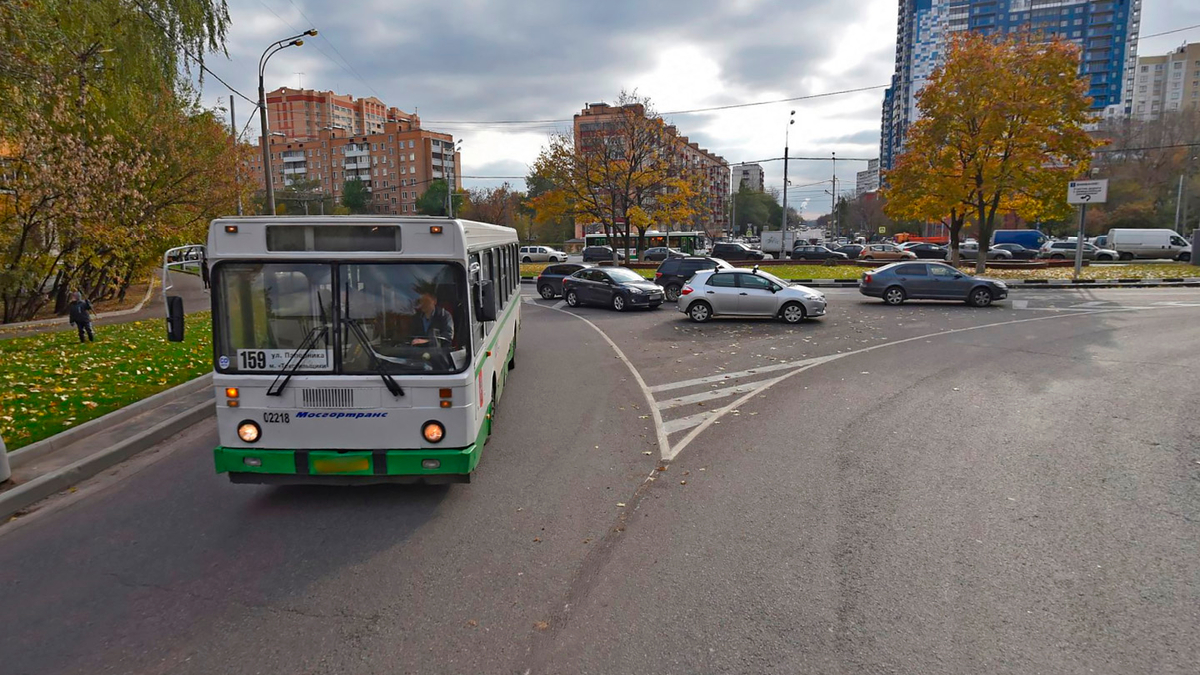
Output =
[{"x1": 189, "y1": 216, "x2": 520, "y2": 485}]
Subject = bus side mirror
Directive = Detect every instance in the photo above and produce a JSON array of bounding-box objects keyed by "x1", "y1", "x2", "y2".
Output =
[
  {"x1": 476, "y1": 280, "x2": 498, "y2": 322},
  {"x1": 166, "y1": 295, "x2": 185, "y2": 342}
]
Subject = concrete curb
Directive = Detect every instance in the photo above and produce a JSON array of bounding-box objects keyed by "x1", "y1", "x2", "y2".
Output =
[
  {"x1": 8, "y1": 373, "x2": 213, "y2": 470},
  {"x1": 0, "y1": 399, "x2": 214, "y2": 521},
  {"x1": 0, "y1": 275, "x2": 159, "y2": 330}
]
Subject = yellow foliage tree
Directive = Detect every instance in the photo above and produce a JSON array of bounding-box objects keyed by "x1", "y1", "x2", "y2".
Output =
[
  {"x1": 883, "y1": 32, "x2": 1101, "y2": 272},
  {"x1": 528, "y1": 93, "x2": 705, "y2": 261}
]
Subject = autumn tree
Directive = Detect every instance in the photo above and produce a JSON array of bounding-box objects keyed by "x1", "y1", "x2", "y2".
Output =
[
  {"x1": 528, "y1": 92, "x2": 705, "y2": 261},
  {"x1": 883, "y1": 32, "x2": 1100, "y2": 272},
  {"x1": 341, "y1": 178, "x2": 370, "y2": 214}
]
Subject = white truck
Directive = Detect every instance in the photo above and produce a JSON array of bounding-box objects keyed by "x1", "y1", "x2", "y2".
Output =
[
  {"x1": 762, "y1": 228, "x2": 824, "y2": 259},
  {"x1": 1105, "y1": 228, "x2": 1192, "y2": 261}
]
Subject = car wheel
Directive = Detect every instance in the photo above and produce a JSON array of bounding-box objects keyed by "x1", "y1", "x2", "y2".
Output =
[
  {"x1": 1097, "y1": 254, "x2": 1113, "y2": 261},
  {"x1": 1119, "y1": 252, "x2": 1134, "y2": 261},
  {"x1": 665, "y1": 284, "x2": 682, "y2": 302},
  {"x1": 612, "y1": 294, "x2": 626, "y2": 312},
  {"x1": 1051, "y1": 254, "x2": 1065, "y2": 259},
  {"x1": 538, "y1": 285, "x2": 555, "y2": 300},
  {"x1": 780, "y1": 302, "x2": 806, "y2": 324},
  {"x1": 688, "y1": 301, "x2": 712, "y2": 323},
  {"x1": 565, "y1": 290, "x2": 580, "y2": 307},
  {"x1": 968, "y1": 287, "x2": 993, "y2": 307},
  {"x1": 522, "y1": 256, "x2": 532, "y2": 263},
  {"x1": 863, "y1": 255, "x2": 874, "y2": 261},
  {"x1": 883, "y1": 286, "x2": 906, "y2": 305},
  {"x1": 1179, "y1": 251, "x2": 1191, "y2": 262}
]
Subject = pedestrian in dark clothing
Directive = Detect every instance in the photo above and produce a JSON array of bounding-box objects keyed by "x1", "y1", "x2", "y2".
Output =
[
  {"x1": 68, "y1": 291, "x2": 95, "y2": 343},
  {"x1": 200, "y1": 254, "x2": 210, "y2": 290}
]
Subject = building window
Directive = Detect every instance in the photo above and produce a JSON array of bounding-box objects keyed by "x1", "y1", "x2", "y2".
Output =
[{"x1": 408, "y1": 140, "x2": 414, "y2": 148}]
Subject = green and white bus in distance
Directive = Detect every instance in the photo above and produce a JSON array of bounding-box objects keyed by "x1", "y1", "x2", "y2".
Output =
[{"x1": 199, "y1": 216, "x2": 520, "y2": 485}]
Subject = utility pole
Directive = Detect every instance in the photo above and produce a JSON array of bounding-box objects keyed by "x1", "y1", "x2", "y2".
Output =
[
  {"x1": 1176, "y1": 174, "x2": 1184, "y2": 231},
  {"x1": 831, "y1": 152, "x2": 837, "y2": 239},
  {"x1": 230, "y1": 96, "x2": 243, "y2": 216},
  {"x1": 781, "y1": 111, "x2": 795, "y2": 232}
]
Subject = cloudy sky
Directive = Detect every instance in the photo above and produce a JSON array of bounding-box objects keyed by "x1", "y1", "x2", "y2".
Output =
[{"x1": 199, "y1": 0, "x2": 1200, "y2": 219}]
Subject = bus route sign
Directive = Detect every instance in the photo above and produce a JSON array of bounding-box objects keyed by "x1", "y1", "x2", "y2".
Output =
[{"x1": 1067, "y1": 179, "x2": 1108, "y2": 205}]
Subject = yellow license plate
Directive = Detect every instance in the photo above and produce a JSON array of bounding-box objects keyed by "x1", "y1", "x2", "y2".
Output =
[{"x1": 312, "y1": 456, "x2": 371, "y2": 474}]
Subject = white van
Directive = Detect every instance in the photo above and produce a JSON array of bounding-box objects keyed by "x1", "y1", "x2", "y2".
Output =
[{"x1": 1105, "y1": 228, "x2": 1192, "y2": 261}]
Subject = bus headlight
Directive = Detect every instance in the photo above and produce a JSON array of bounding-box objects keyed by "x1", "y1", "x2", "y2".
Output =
[
  {"x1": 422, "y1": 421, "x2": 445, "y2": 443},
  {"x1": 237, "y1": 420, "x2": 261, "y2": 443}
]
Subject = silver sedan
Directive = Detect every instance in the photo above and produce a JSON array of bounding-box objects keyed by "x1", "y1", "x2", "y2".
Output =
[{"x1": 677, "y1": 268, "x2": 827, "y2": 323}]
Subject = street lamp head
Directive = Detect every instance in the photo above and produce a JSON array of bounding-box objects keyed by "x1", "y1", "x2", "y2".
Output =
[
  {"x1": 291, "y1": 39, "x2": 304, "y2": 46},
  {"x1": 305, "y1": 29, "x2": 318, "y2": 36}
]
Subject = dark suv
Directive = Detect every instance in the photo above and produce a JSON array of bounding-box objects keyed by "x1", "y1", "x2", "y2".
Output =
[
  {"x1": 581, "y1": 246, "x2": 625, "y2": 262},
  {"x1": 711, "y1": 242, "x2": 766, "y2": 261},
  {"x1": 654, "y1": 256, "x2": 732, "y2": 301}
]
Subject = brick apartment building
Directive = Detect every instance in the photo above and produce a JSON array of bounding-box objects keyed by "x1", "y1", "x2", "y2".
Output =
[
  {"x1": 573, "y1": 102, "x2": 730, "y2": 237},
  {"x1": 246, "y1": 87, "x2": 460, "y2": 215}
]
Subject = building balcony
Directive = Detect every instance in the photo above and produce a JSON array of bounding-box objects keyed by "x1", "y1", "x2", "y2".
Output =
[
  {"x1": 283, "y1": 165, "x2": 307, "y2": 175},
  {"x1": 282, "y1": 151, "x2": 306, "y2": 161},
  {"x1": 345, "y1": 147, "x2": 368, "y2": 157}
]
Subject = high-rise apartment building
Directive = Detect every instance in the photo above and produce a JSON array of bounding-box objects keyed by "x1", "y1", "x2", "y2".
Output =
[
  {"x1": 1130, "y1": 43, "x2": 1200, "y2": 121},
  {"x1": 881, "y1": 0, "x2": 1142, "y2": 171},
  {"x1": 265, "y1": 87, "x2": 417, "y2": 139},
  {"x1": 736, "y1": 163, "x2": 765, "y2": 192},
  {"x1": 573, "y1": 103, "x2": 730, "y2": 237},
  {"x1": 856, "y1": 159, "x2": 881, "y2": 197}
]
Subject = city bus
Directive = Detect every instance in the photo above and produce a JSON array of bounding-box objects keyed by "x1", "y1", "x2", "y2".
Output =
[
  {"x1": 584, "y1": 230, "x2": 704, "y2": 256},
  {"x1": 182, "y1": 216, "x2": 520, "y2": 485}
]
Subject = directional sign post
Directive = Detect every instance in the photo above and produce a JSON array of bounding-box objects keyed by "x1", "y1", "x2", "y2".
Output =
[{"x1": 1067, "y1": 179, "x2": 1108, "y2": 279}]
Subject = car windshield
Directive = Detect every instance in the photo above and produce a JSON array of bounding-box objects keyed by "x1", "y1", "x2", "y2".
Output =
[
  {"x1": 752, "y1": 270, "x2": 789, "y2": 287},
  {"x1": 607, "y1": 268, "x2": 646, "y2": 283}
]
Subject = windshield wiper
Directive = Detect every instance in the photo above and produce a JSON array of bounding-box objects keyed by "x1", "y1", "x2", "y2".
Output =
[
  {"x1": 343, "y1": 317, "x2": 404, "y2": 397},
  {"x1": 267, "y1": 325, "x2": 328, "y2": 397}
]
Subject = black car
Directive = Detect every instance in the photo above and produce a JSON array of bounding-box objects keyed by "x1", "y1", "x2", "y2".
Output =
[
  {"x1": 581, "y1": 246, "x2": 626, "y2": 262},
  {"x1": 641, "y1": 247, "x2": 685, "y2": 262},
  {"x1": 654, "y1": 256, "x2": 733, "y2": 301},
  {"x1": 834, "y1": 244, "x2": 865, "y2": 259},
  {"x1": 710, "y1": 242, "x2": 766, "y2": 261},
  {"x1": 561, "y1": 267, "x2": 663, "y2": 311},
  {"x1": 535, "y1": 262, "x2": 591, "y2": 299},
  {"x1": 790, "y1": 245, "x2": 848, "y2": 261},
  {"x1": 905, "y1": 243, "x2": 949, "y2": 260},
  {"x1": 992, "y1": 243, "x2": 1040, "y2": 260}
]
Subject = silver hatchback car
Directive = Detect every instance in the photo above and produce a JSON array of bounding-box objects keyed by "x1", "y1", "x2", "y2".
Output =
[{"x1": 677, "y1": 268, "x2": 827, "y2": 323}]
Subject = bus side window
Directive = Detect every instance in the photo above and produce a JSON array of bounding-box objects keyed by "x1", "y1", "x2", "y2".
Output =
[
  {"x1": 470, "y1": 253, "x2": 484, "y2": 350},
  {"x1": 499, "y1": 246, "x2": 509, "y2": 307}
]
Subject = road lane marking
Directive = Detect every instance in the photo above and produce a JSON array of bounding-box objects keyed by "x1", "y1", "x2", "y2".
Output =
[
  {"x1": 662, "y1": 412, "x2": 718, "y2": 435},
  {"x1": 648, "y1": 358, "x2": 815, "y2": 394},
  {"x1": 655, "y1": 385, "x2": 758, "y2": 410},
  {"x1": 1012, "y1": 300, "x2": 1028, "y2": 309},
  {"x1": 553, "y1": 300, "x2": 567, "y2": 310}
]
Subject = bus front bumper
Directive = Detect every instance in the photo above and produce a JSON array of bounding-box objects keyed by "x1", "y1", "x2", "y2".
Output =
[{"x1": 214, "y1": 443, "x2": 482, "y2": 485}]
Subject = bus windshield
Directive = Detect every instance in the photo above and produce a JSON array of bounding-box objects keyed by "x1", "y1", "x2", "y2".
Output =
[{"x1": 213, "y1": 261, "x2": 470, "y2": 375}]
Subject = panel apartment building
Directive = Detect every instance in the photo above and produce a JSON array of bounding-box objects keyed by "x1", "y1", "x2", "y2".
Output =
[
  {"x1": 246, "y1": 87, "x2": 460, "y2": 216},
  {"x1": 573, "y1": 102, "x2": 730, "y2": 237},
  {"x1": 881, "y1": 0, "x2": 1142, "y2": 171},
  {"x1": 1130, "y1": 42, "x2": 1200, "y2": 121}
]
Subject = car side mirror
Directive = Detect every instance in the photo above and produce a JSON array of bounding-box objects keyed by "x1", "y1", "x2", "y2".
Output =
[
  {"x1": 954, "y1": 274, "x2": 963, "y2": 279},
  {"x1": 476, "y1": 280, "x2": 498, "y2": 321},
  {"x1": 166, "y1": 295, "x2": 185, "y2": 342}
]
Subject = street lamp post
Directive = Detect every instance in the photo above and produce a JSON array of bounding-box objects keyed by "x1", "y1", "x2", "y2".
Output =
[
  {"x1": 446, "y1": 139, "x2": 463, "y2": 218},
  {"x1": 781, "y1": 111, "x2": 795, "y2": 232},
  {"x1": 258, "y1": 29, "x2": 316, "y2": 215}
]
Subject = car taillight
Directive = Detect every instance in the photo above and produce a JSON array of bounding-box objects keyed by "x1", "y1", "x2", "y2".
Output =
[
  {"x1": 864, "y1": 274, "x2": 872, "y2": 283},
  {"x1": 681, "y1": 286, "x2": 693, "y2": 295},
  {"x1": 655, "y1": 272, "x2": 662, "y2": 279}
]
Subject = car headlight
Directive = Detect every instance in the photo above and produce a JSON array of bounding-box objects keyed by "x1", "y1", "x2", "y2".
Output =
[
  {"x1": 629, "y1": 288, "x2": 644, "y2": 295},
  {"x1": 237, "y1": 420, "x2": 261, "y2": 443}
]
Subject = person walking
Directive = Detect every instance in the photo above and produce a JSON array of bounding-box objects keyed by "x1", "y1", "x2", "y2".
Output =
[
  {"x1": 200, "y1": 253, "x2": 210, "y2": 290},
  {"x1": 68, "y1": 291, "x2": 95, "y2": 343}
]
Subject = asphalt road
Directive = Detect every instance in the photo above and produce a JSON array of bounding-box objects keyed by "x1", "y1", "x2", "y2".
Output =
[{"x1": 2, "y1": 286, "x2": 1198, "y2": 674}]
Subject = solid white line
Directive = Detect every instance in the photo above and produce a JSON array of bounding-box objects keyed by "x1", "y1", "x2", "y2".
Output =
[
  {"x1": 532, "y1": 304, "x2": 671, "y2": 459},
  {"x1": 1012, "y1": 300, "x2": 1028, "y2": 309},
  {"x1": 648, "y1": 358, "x2": 815, "y2": 394},
  {"x1": 662, "y1": 412, "x2": 717, "y2": 435},
  {"x1": 655, "y1": 384, "x2": 758, "y2": 410},
  {"x1": 552, "y1": 300, "x2": 568, "y2": 310}
]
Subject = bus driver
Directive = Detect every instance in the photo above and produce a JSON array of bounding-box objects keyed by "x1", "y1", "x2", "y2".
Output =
[{"x1": 411, "y1": 285, "x2": 454, "y2": 347}]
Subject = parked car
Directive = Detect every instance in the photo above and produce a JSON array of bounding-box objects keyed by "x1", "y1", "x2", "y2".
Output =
[
  {"x1": 1089, "y1": 235, "x2": 1108, "y2": 248},
  {"x1": 677, "y1": 268, "x2": 827, "y2": 324},
  {"x1": 958, "y1": 242, "x2": 1013, "y2": 260},
  {"x1": 904, "y1": 243, "x2": 950, "y2": 260},
  {"x1": 1106, "y1": 228, "x2": 1192, "y2": 261},
  {"x1": 711, "y1": 242, "x2": 766, "y2": 261},
  {"x1": 581, "y1": 246, "x2": 626, "y2": 262},
  {"x1": 992, "y1": 243, "x2": 1039, "y2": 260},
  {"x1": 562, "y1": 266, "x2": 664, "y2": 311},
  {"x1": 1039, "y1": 241, "x2": 1117, "y2": 261},
  {"x1": 859, "y1": 262, "x2": 1008, "y2": 307},
  {"x1": 859, "y1": 243, "x2": 917, "y2": 261},
  {"x1": 992, "y1": 229, "x2": 1049, "y2": 250},
  {"x1": 519, "y1": 245, "x2": 568, "y2": 263},
  {"x1": 654, "y1": 256, "x2": 733, "y2": 302},
  {"x1": 535, "y1": 263, "x2": 591, "y2": 299},
  {"x1": 790, "y1": 245, "x2": 848, "y2": 261},
  {"x1": 834, "y1": 244, "x2": 865, "y2": 259},
  {"x1": 641, "y1": 247, "x2": 686, "y2": 262}
]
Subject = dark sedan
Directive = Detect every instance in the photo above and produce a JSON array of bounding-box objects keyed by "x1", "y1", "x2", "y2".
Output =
[
  {"x1": 905, "y1": 243, "x2": 950, "y2": 260},
  {"x1": 992, "y1": 243, "x2": 1039, "y2": 260},
  {"x1": 834, "y1": 244, "x2": 865, "y2": 259},
  {"x1": 859, "y1": 261, "x2": 1008, "y2": 307},
  {"x1": 535, "y1": 262, "x2": 591, "y2": 299},
  {"x1": 641, "y1": 247, "x2": 686, "y2": 262},
  {"x1": 562, "y1": 267, "x2": 664, "y2": 311},
  {"x1": 790, "y1": 245, "x2": 848, "y2": 261},
  {"x1": 581, "y1": 246, "x2": 626, "y2": 263}
]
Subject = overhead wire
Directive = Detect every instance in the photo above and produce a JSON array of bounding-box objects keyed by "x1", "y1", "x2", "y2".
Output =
[{"x1": 274, "y1": 0, "x2": 385, "y2": 100}]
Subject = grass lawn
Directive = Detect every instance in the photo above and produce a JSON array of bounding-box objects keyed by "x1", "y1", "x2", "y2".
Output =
[
  {"x1": 1, "y1": 313, "x2": 212, "y2": 452},
  {"x1": 520, "y1": 262, "x2": 1198, "y2": 282}
]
